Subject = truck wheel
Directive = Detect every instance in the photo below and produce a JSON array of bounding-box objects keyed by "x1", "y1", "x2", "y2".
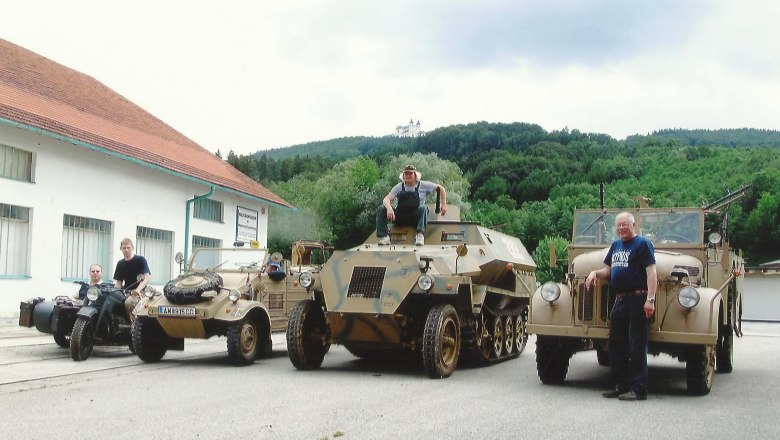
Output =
[
  {"x1": 227, "y1": 317, "x2": 259, "y2": 366},
  {"x1": 287, "y1": 300, "x2": 328, "y2": 370},
  {"x1": 53, "y1": 331, "x2": 70, "y2": 348},
  {"x1": 686, "y1": 344, "x2": 715, "y2": 395},
  {"x1": 422, "y1": 304, "x2": 460, "y2": 379},
  {"x1": 491, "y1": 317, "x2": 504, "y2": 358},
  {"x1": 536, "y1": 336, "x2": 571, "y2": 385},
  {"x1": 716, "y1": 323, "x2": 733, "y2": 373},
  {"x1": 514, "y1": 313, "x2": 528, "y2": 356},
  {"x1": 70, "y1": 318, "x2": 94, "y2": 361},
  {"x1": 132, "y1": 317, "x2": 167, "y2": 362},
  {"x1": 596, "y1": 348, "x2": 610, "y2": 366}
]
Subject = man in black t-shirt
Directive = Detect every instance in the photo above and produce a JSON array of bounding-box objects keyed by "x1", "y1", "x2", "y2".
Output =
[{"x1": 113, "y1": 238, "x2": 151, "y2": 324}]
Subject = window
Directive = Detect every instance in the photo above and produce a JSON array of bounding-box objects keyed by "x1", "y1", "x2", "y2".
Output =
[
  {"x1": 194, "y1": 198, "x2": 223, "y2": 222},
  {"x1": 137, "y1": 226, "x2": 173, "y2": 283},
  {"x1": 0, "y1": 203, "x2": 30, "y2": 276},
  {"x1": 61, "y1": 214, "x2": 111, "y2": 280},
  {"x1": 1, "y1": 144, "x2": 33, "y2": 182},
  {"x1": 192, "y1": 235, "x2": 221, "y2": 268}
]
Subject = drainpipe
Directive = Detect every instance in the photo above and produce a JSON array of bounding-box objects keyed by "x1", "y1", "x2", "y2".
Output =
[{"x1": 184, "y1": 187, "x2": 215, "y2": 270}]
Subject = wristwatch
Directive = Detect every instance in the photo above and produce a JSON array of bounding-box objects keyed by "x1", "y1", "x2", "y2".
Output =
[{"x1": 646, "y1": 298, "x2": 656, "y2": 304}]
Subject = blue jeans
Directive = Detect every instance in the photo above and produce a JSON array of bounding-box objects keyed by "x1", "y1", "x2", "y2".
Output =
[
  {"x1": 609, "y1": 294, "x2": 649, "y2": 395},
  {"x1": 376, "y1": 205, "x2": 427, "y2": 237}
]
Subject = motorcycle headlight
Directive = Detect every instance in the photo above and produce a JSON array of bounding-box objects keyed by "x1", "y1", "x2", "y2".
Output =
[
  {"x1": 299, "y1": 271, "x2": 314, "y2": 289},
  {"x1": 228, "y1": 289, "x2": 240, "y2": 302},
  {"x1": 417, "y1": 273, "x2": 434, "y2": 291},
  {"x1": 678, "y1": 286, "x2": 700, "y2": 308},
  {"x1": 540, "y1": 282, "x2": 561, "y2": 303},
  {"x1": 86, "y1": 286, "x2": 100, "y2": 301}
]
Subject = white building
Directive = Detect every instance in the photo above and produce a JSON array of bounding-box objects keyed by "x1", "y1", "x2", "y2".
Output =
[
  {"x1": 395, "y1": 119, "x2": 423, "y2": 137},
  {"x1": 0, "y1": 38, "x2": 293, "y2": 315}
]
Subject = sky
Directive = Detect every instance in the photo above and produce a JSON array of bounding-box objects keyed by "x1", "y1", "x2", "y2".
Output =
[{"x1": 3, "y1": 0, "x2": 779, "y2": 156}]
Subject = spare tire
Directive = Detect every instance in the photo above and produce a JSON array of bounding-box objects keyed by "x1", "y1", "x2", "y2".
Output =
[{"x1": 164, "y1": 272, "x2": 223, "y2": 304}]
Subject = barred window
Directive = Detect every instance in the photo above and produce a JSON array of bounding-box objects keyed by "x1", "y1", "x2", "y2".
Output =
[
  {"x1": 61, "y1": 214, "x2": 111, "y2": 280},
  {"x1": 136, "y1": 226, "x2": 173, "y2": 283},
  {"x1": 1, "y1": 144, "x2": 34, "y2": 182},
  {"x1": 0, "y1": 203, "x2": 30, "y2": 276},
  {"x1": 194, "y1": 198, "x2": 223, "y2": 222}
]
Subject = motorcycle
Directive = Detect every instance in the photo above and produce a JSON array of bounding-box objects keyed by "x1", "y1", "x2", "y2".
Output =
[
  {"x1": 18, "y1": 281, "x2": 103, "y2": 348},
  {"x1": 69, "y1": 282, "x2": 135, "y2": 361}
]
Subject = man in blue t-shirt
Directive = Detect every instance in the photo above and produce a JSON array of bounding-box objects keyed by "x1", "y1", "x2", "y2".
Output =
[
  {"x1": 376, "y1": 164, "x2": 447, "y2": 246},
  {"x1": 113, "y1": 238, "x2": 151, "y2": 324},
  {"x1": 585, "y1": 211, "x2": 657, "y2": 401}
]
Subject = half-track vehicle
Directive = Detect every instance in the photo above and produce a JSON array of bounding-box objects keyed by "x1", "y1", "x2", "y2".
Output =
[
  {"x1": 133, "y1": 240, "x2": 332, "y2": 365},
  {"x1": 286, "y1": 204, "x2": 537, "y2": 378},
  {"x1": 528, "y1": 189, "x2": 747, "y2": 395}
]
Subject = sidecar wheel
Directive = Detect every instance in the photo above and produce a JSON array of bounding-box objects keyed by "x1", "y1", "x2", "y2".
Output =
[
  {"x1": 53, "y1": 331, "x2": 70, "y2": 348},
  {"x1": 70, "y1": 318, "x2": 94, "y2": 361}
]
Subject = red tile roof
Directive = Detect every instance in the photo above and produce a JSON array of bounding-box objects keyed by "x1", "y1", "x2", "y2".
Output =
[{"x1": 0, "y1": 38, "x2": 292, "y2": 209}]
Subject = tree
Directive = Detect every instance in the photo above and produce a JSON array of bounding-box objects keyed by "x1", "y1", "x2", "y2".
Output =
[{"x1": 532, "y1": 236, "x2": 570, "y2": 284}]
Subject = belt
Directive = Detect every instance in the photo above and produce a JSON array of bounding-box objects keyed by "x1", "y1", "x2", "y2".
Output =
[{"x1": 615, "y1": 289, "x2": 647, "y2": 298}]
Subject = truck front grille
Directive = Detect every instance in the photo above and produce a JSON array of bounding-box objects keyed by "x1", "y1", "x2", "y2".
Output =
[
  {"x1": 347, "y1": 266, "x2": 386, "y2": 298},
  {"x1": 577, "y1": 284, "x2": 594, "y2": 321}
]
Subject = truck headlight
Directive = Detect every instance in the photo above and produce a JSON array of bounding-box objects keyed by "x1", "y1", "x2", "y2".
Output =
[
  {"x1": 417, "y1": 273, "x2": 434, "y2": 291},
  {"x1": 678, "y1": 286, "x2": 700, "y2": 308},
  {"x1": 86, "y1": 286, "x2": 100, "y2": 301},
  {"x1": 540, "y1": 282, "x2": 561, "y2": 303},
  {"x1": 228, "y1": 289, "x2": 240, "y2": 302},
  {"x1": 299, "y1": 271, "x2": 314, "y2": 289}
]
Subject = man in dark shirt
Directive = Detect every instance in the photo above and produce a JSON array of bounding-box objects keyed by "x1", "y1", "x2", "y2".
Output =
[
  {"x1": 113, "y1": 238, "x2": 151, "y2": 324},
  {"x1": 585, "y1": 212, "x2": 657, "y2": 401}
]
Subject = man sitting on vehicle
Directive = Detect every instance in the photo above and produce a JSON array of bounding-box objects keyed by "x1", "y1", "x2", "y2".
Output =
[
  {"x1": 113, "y1": 238, "x2": 151, "y2": 324},
  {"x1": 71, "y1": 264, "x2": 105, "y2": 301}
]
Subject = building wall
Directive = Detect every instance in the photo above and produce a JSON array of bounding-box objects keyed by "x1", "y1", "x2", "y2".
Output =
[
  {"x1": 0, "y1": 126, "x2": 270, "y2": 315},
  {"x1": 743, "y1": 271, "x2": 780, "y2": 322}
]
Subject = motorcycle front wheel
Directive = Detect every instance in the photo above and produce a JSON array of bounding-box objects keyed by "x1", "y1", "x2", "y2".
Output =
[{"x1": 70, "y1": 318, "x2": 95, "y2": 361}]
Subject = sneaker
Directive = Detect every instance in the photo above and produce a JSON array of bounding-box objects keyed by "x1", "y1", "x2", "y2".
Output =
[
  {"x1": 601, "y1": 389, "x2": 624, "y2": 399},
  {"x1": 415, "y1": 232, "x2": 424, "y2": 246},
  {"x1": 618, "y1": 391, "x2": 647, "y2": 401},
  {"x1": 378, "y1": 235, "x2": 391, "y2": 245}
]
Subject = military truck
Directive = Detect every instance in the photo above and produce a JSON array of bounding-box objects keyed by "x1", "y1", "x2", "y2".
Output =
[
  {"x1": 528, "y1": 189, "x2": 748, "y2": 395},
  {"x1": 132, "y1": 240, "x2": 332, "y2": 365},
  {"x1": 286, "y1": 205, "x2": 537, "y2": 378}
]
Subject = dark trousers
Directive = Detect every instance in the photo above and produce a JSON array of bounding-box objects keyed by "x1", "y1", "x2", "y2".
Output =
[
  {"x1": 609, "y1": 294, "x2": 649, "y2": 395},
  {"x1": 376, "y1": 205, "x2": 427, "y2": 237}
]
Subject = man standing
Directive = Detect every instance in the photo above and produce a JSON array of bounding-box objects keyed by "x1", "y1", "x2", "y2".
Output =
[
  {"x1": 585, "y1": 212, "x2": 657, "y2": 401},
  {"x1": 113, "y1": 238, "x2": 151, "y2": 324},
  {"x1": 376, "y1": 164, "x2": 447, "y2": 246}
]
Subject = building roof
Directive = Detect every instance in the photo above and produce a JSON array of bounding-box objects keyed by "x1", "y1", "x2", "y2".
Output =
[{"x1": 0, "y1": 38, "x2": 292, "y2": 209}]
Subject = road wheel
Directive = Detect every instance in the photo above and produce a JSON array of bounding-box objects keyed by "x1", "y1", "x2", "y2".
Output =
[
  {"x1": 536, "y1": 336, "x2": 572, "y2": 385},
  {"x1": 475, "y1": 319, "x2": 492, "y2": 360},
  {"x1": 422, "y1": 304, "x2": 461, "y2": 379},
  {"x1": 227, "y1": 317, "x2": 260, "y2": 366},
  {"x1": 504, "y1": 316, "x2": 514, "y2": 354},
  {"x1": 686, "y1": 344, "x2": 715, "y2": 395},
  {"x1": 132, "y1": 317, "x2": 167, "y2": 362},
  {"x1": 70, "y1": 318, "x2": 94, "y2": 361},
  {"x1": 286, "y1": 300, "x2": 328, "y2": 370},
  {"x1": 514, "y1": 313, "x2": 528, "y2": 355},
  {"x1": 491, "y1": 317, "x2": 504, "y2": 358},
  {"x1": 53, "y1": 331, "x2": 70, "y2": 348}
]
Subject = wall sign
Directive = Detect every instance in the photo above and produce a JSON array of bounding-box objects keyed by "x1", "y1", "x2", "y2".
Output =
[{"x1": 235, "y1": 206, "x2": 258, "y2": 243}]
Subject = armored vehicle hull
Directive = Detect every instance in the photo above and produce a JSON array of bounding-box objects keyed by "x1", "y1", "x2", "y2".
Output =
[
  {"x1": 287, "y1": 206, "x2": 537, "y2": 378},
  {"x1": 528, "y1": 206, "x2": 744, "y2": 395}
]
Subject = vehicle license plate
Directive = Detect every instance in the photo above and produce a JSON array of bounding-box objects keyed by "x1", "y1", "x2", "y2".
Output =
[{"x1": 158, "y1": 306, "x2": 197, "y2": 317}]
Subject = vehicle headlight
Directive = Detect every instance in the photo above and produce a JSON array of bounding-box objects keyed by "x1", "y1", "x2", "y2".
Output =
[
  {"x1": 86, "y1": 286, "x2": 100, "y2": 301},
  {"x1": 299, "y1": 271, "x2": 314, "y2": 289},
  {"x1": 228, "y1": 289, "x2": 240, "y2": 302},
  {"x1": 678, "y1": 286, "x2": 700, "y2": 308},
  {"x1": 417, "y1": 273, "x2": 434, "y2": 291},
  {"x1": 540, "y1": 282, "x2": 561, "y2": 303},
  {"x1": 143, "y1": 289, "x2": 155, "y2": 298}
]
